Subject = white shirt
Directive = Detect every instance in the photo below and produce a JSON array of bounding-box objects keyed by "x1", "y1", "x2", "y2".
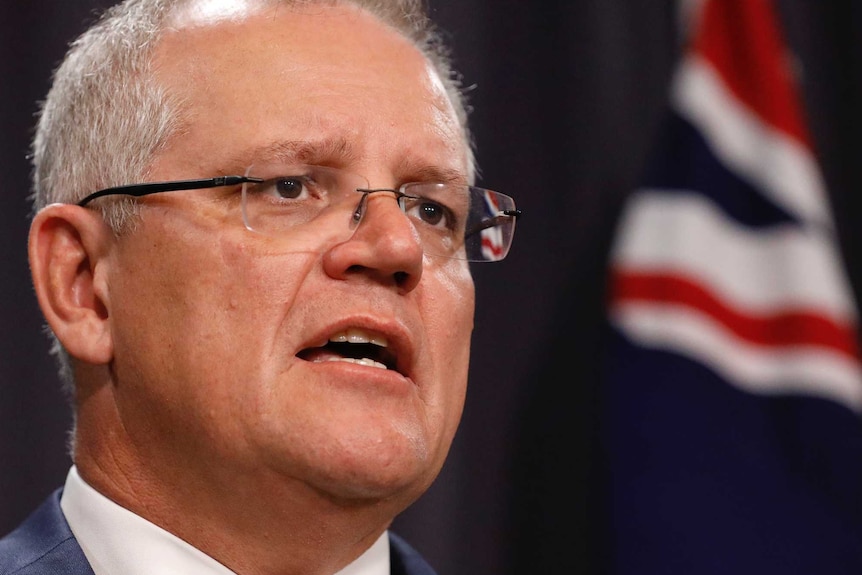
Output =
[{"x1": 60, "y1": 466, "x2": 390, "y2": 575}]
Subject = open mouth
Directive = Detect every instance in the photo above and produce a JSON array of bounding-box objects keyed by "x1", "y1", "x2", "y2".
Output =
[{"x1": 297, "y1": 329, "x2": 399, "y2": 371}]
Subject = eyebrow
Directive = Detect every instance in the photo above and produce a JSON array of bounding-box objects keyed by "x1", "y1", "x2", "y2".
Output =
[
  {"x1": 404, "y1": 164, "x2": 467, "y2": 186},
  {"x1": 230, "y1": 138, "x2": 359, "y2": 168}
]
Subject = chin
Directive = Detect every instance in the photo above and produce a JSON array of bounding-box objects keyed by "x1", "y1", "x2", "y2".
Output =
[{"x1": 301, "y1": 438, "x2": 440, "y2": 505}]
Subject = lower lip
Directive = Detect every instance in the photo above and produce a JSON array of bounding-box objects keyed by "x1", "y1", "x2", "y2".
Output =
[{"x1": 302, "y1": 358, "x2": 415, "y2": 391}]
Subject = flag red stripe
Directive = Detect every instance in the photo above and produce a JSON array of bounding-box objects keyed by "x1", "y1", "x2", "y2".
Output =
[
  {"x1": 694, "y1": 0, "x2": 808, "y2": 145},
  {"x1": 610, "y1": 270, "x2": 860, "y2": 359}
]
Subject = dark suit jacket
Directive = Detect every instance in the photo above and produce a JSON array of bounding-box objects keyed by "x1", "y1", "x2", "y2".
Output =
[{"x1": 0, "y1": 489, "x2": 437, "y2": 575}]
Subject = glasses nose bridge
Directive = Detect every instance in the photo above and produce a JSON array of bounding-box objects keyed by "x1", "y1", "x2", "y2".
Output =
[
  {"x1": 355, "y1": 187, "x2": 405, "y2": 200},
  {"x1": 351, "y1": 187, "x2": 408, "y2": 222}
]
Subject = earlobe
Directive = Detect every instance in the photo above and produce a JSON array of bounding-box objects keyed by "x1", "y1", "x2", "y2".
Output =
[{"x1": 29, "y1": 204, "x2": 114, "y2": 365}]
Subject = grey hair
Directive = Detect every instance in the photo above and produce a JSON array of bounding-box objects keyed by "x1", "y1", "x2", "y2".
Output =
[{"x1": 31, "y1": 0, "x2": 474, "y2": 400}]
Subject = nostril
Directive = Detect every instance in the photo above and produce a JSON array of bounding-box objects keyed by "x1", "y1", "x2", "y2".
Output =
[{"x1": 393, "y1": 271, "x2": 409, "y2": 286}]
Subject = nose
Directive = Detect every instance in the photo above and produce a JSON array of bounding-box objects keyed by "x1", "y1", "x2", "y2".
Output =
[{"x1": 322, "y1": 190, "x2": 424, "y2": 292}]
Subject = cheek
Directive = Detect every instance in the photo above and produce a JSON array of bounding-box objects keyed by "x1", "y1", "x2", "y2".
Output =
[
  {"x1": 423, "y1": 264, "x2": 475, "y2": 412},
  {"x1": 212, "y1": 236, "x2": 324, "y2": 367},
  {"x1": 108, "y1": 232, "x2": 320, "y2": 452},
  {"x1": 427, "y1": 263, "x2": 475, "y2": 342},
  {"x1": 217, "y1": 237, "x2": 284, "y2": 310},
  {"x1": 112, "y1": 230, "x2": 312, "y2": 390}
]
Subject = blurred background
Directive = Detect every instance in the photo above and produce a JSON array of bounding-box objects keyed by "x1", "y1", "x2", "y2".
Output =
[{"x1": 2, "y1": 1, "x2": 861, "y2": 574}]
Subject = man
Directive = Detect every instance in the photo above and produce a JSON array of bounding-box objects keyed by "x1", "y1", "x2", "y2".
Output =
[{"x1": 0, "y1": 0, "x2": 520, "y2": 574}]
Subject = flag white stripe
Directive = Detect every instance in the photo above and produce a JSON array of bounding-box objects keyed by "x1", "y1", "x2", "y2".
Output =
[
  {"x1": 673, "y1": 54, "x2": 832, "y2": 229},
  {"x1": 611, "y1": 302, "x2": 862, "y2": 413},
  {"x1": 611, "y1": 192, "x2": 857, "y2": 320}
]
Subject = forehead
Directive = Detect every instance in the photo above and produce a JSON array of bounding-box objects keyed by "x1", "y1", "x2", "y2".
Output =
[
  {"x1": 150, "y1": 2, "x2": 468, "y2": 177},
  {"x1": 168, "y1": 0, "x2": 269, "y2": 26}
]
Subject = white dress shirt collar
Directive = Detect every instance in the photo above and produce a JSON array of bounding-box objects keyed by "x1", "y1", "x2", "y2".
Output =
[{"x1": 60, "y1": 465, "x2": 390, "y2": 575}]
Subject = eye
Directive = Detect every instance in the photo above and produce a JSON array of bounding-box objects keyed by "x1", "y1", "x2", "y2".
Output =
[
  {"x1": 272, "y1": 176, "x2": 309, "y2": 200},
  {"x1": 399, "y1": 183, "x2": 461, "y2": 232},
  {"x1": 407, "y1": 199, "x2": 448, "y2": 227}
]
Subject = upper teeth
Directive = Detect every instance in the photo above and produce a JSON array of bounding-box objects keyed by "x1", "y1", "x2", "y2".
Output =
[{"x1": 329, "y1": 328, "x2": 388, "y2": 347}]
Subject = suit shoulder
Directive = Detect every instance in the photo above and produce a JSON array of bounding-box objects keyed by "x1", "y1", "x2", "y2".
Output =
[
  {"x1": 389, "y1": 531, "x2": 438, "y2": 575},
  {"x1": 0, "y1": 490, "x2": 93, "y2": 575}
]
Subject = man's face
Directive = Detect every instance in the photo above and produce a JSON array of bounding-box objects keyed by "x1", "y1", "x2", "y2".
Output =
[{"x1": 101, "y1": 3, "x2": 474, "y2": 508}]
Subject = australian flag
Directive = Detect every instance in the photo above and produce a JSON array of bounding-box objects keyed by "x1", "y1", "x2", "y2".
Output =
[{"x1": 604, "y1": 0, "x2": 862, "y2": 573}]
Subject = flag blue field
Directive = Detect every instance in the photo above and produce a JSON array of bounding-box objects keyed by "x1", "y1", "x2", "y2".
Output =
[{"x1": 604, "y1": 0, "x2": 862, "y2": 572}]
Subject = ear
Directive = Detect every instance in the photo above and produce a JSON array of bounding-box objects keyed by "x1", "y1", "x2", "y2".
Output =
[{"x1": 29, "y1": 204, "x2": 114, "y2": 365}]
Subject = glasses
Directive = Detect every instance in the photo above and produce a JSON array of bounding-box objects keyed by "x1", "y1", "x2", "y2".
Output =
[{"x1": 77, "y1": 164, "x2": 521, "y2": 262}]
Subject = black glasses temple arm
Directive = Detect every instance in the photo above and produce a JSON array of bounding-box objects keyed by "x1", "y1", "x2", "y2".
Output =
[
  {"x1": 77, "y1": 175, "x2": 263, "y2": 206},
  {"x1": 464, "y1": 209, "x2": 522, "y2": 238}
]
